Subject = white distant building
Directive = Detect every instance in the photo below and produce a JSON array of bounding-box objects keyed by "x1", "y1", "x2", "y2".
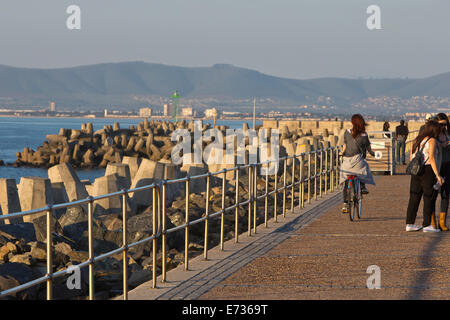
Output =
[
  {"x1": 204, "y1": 108, "x2": 217, "y2": 119},
  {"x1": 104, "y1": 109, "x2": 108, "y2": 117},
  {"x1": 49, "y1": 101, "x2": 56, "y2": 112},
  {"x1": 139, "y1": 107, "x2": 152, "y2": 117},
  {"x1": 181, "y1": 107, "x2": 193, "y2": 117}
]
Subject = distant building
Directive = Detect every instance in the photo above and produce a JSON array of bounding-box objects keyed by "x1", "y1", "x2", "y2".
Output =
[
  {"x1": 49, "y1": 101, "x2": 56, "y2": 112},
  {"x1": 139, "y1": 107, "x2": 152, "y2": 117},
  {"x1": 104, "y1": 109, "x2": 108, "y2": 117},
  {"x1": 204, "y1": 108, "x2": 217, "y2": 119},
  {"x1": 181, "y1": 107, "x2": 193, "y2": 117},
  {"x1": 222, "y1": 111, "x2": 240, "y2": 116},
  {"x1": 163, "y1": 103, "x2": 174, "y2": 117}
]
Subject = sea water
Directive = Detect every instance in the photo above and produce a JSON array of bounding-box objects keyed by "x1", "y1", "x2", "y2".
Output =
[{"x1": 0, "y1": 117, "x2": 260, "y2": 183}]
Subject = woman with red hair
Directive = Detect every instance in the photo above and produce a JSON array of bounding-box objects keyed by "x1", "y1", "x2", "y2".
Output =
[{"x1": 340, "y1": 114, "x2": 375, "y2": 213}]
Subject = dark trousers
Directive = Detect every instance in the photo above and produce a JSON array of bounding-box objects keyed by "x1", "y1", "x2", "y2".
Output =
[
  {"x1": 406, "y1": 165, "x2": 438, "y2": 227},
  {"x1": 439, "y1": 162, "x2": 450, "y2": 213},
  {"x1": 396, "y1": 140, "x2": 406, "y2": 164}
]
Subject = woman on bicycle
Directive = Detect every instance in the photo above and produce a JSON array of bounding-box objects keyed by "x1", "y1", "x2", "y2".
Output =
[
  {"x1": 340, "y1": 114, "x2": 375, "y2": 213},
  {"x1": 405, "y1": 120, "x2": 443, "y2": 232},
  {"x1": 435, "y1": 113, "x2": 450, "y2": 231}
]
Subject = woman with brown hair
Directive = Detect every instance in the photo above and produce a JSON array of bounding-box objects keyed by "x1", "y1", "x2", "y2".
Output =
[
  {"x1": 405, "y1": 120, "x2": 444, "y2": 232},
  {"x1": 340, "y1": 114, "x2": 375, "y2": 213}
]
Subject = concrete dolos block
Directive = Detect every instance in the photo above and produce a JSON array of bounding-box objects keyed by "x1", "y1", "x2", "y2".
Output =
[
  {"x1": 92, "y1": 174, "x2": 132, "y2": 217},
  {"x1": 18, "y1": 177, "x2": 54, "y2": 222},
  {"x1": 129, "y1": 159, "x2": 163, "y2": 208},
  {"x1": 0, "y1": 178, "x2": 23, "y2": 224},
  {"x1": 48, "y1": 163, "x2": 89, "y2": 202},
  {"x1": 122, "y1": 156, "x2": 142, "y2": 181},
  {"x1": 105, "y1": 163, "x2": 132, "y2": 189}
]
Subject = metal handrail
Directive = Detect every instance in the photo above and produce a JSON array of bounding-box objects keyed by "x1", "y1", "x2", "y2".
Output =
[{"x1": 0, "y1": 144, "x2": 343, "y2": 300}]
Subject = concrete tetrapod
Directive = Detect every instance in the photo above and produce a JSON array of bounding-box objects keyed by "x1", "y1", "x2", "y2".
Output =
[
  {"x1": 48, "y1": 163, "x2": 89, "y2": 202},
  {"x1": 0, "y1": 178, "x2": 23, "y2": 224},
  {"x1": 105, "y1": 163, "x2": 132, "y2": 189},
  {"x1": 18, "y1": 177, "x2": 54, "y2": 222},
  {"x1": 122, "y1": 156, "x2": 142, "y2": 182},
  {"x1": 92, "y1": 173, "x2": 133, "y2": 217}
]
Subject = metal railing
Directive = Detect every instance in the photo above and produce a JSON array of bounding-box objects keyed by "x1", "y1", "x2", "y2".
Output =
[{"x1": 0, "y1": 145, "x2": 343, "y2": 300}]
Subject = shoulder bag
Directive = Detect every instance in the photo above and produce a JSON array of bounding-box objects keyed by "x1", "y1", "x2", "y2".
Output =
[{"x1": 406, "y1": 137, "x2": 431, "y2": 176}]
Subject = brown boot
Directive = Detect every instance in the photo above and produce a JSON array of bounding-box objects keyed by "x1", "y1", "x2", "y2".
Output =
[
  {"x1": 431, "y1": 212, "x2": 437, "y2": 229},
  {"x1": 439, "y1": 212, "x2": 449, "y2": 231}
]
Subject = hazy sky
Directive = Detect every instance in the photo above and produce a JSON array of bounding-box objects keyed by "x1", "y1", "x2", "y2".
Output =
[{"x1": 0, "y1": 0, "x2": 449, "y2": 79}]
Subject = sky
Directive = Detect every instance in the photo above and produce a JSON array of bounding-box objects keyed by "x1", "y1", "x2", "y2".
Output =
[{"x1": 0, "y1": 0, "x2": 449, "y2": 79}]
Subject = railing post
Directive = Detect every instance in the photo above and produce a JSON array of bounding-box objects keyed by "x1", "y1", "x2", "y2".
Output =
[
  {"x1": 235, "y1": 168, "x2": 240, "y2": 243},
  {"x1": 274, "y1": 162, "x2": 278, "y2": 222},
  {"x1": 264, "y1": 162, "x2": 269, "y2": 227},
  {"x1": 162, "y1": 182, "x2": 167, "y2": 282},
  {"x1": 308, "y1": 153, "x2": 311, "y2": 204},
  {"x1": 220, "y1": 171, "x2": 226, "y2": 251},
  {"x1": 282, "y1": 159, "x2": 287, "y2": 218},
  {"x1": 185, "y1": 178, "x2": 190, "y2": 270},
  {"x1": 253, "y1": 164, "x2": 257, "y2": 234},
  {"x1": 204, "y1": 173, "x2": 210, "y2": 260},
  {"x1": 325, "y1": 149, "x2": 328, "y2": 194},
  {"x1": 330, "y1": 148, "x2": 334, "y2": 192},
  {"x1": 248, "y1": 165, "x2": 252, "y2": 237},
  {"x1": 314, "y1": 151, "x2": 318, "y2": 201},
  {"x1": 300, "y1": 154, "x2": 304, "y2": 209},
  {"x1": 88, "y1": 197, "x2": 95, "y2": 300},
  {"x1": 122, "y1": 190, "x2": 128, "y2": 300},
  {"x1": 291, "y1": 156, "x2": 295, "y2": 213},
  {"x1": 336, "y1": 148, "x2": 340, "y2": 187},
  {"x1": 46, "y1": 206, "x2": 53, "y2": 300},
  {"x1": 319, "y1": 150, "x2": 323, "y2": 198},
  {"x1": 152, "y1": 187, "x2": 157, "y2": 288}
]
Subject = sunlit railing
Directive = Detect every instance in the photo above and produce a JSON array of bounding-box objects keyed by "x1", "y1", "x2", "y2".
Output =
[{"x1": 0, "y1": 145, "x2": 343, "y2": 300}]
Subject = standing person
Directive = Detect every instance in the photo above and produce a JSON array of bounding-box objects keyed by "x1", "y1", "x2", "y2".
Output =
[
  {"x1": 435, "y1": 113, "x2": 450, "y2": 231},
  {"x1": 340, "y1": 114, "x2": 376, "y2": 213},
  {"x1": 383, "y1": 121, "x2": 391, "y2": 138},
  {"x1": 395, "y1": 120, "x2": 409, "y2": 165},
  {"x1": 419, "y1": 113, "x2": 432, "y2": 134},
  {"x1": 405, "y1": 120, "x2": 443, "y2": 232}
]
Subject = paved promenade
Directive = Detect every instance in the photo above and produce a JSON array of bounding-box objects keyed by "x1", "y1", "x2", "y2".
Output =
[
  {"x1": 126, "y1": 166, "x2": 450, "y2": 300},
  {"x1": 201, "y1": 167, "x2": 450, "y2": 300}
]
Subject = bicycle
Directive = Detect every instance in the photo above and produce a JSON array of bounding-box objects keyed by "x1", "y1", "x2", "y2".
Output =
[{"x1": 343, "y1": 175, "x2": 363, "y2": 221}]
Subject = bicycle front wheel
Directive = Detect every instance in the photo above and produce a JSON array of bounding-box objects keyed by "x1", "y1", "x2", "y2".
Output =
[
  {"x1": 356, "y1": 180, "x2": 362, "y2": 219},
  {"x1": 348, "y1": 183, "x2": 356, "y2": 221}
]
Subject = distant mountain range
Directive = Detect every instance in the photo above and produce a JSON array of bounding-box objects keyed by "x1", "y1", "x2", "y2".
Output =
[{"x1": 0, "y1": 61, "x2": 449, "y2": 113}]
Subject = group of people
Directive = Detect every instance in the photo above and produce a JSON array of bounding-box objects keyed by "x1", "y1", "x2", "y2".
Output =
[
  {"x1": 340, "y1": 113, "x2": 450, "y2": 233},
  {"x1": 405, "y1": 113, "x2": 450, "y2": 232}
]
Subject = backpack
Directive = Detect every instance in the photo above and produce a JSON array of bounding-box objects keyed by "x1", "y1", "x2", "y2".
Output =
[{"x1": 406, "y1": 137, "x2": 431, "y2": 176}]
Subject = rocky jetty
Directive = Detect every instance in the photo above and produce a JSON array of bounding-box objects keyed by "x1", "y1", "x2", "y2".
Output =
[{"x1": 13, "y1": 120, "x2": 192, "y2": 169}]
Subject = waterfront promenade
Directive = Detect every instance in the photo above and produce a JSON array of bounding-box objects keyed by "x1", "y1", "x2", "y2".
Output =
[{"x1": 127, "y1": 165, "x2": 450, "y2": 300}]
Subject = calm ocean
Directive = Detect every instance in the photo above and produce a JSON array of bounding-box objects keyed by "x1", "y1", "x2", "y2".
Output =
[{"x1": 0, "y1": 117, "x2": 261, "y2": 183}]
